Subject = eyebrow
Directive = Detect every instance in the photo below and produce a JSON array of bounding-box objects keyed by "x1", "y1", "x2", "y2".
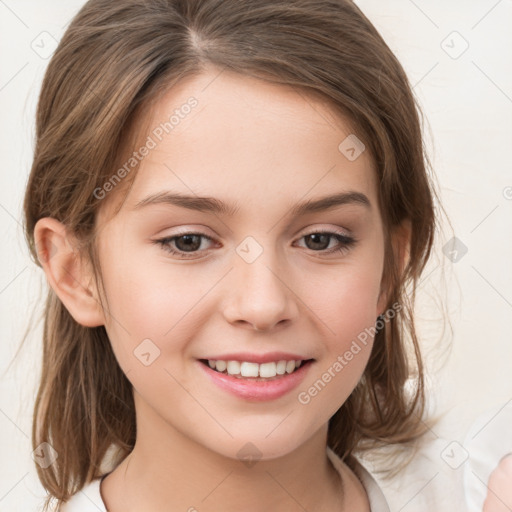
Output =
[{"x1": 133, "y1": 190, "x2": 371, "y2": 216}]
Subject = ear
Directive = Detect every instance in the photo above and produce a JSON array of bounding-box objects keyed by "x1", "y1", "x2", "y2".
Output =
[
  {"x1": 376, "y1": 218, "x2": 411, "y2": 317},
  {"x1": 34, "y1": 217, "x2": 105, "y2": 327}
]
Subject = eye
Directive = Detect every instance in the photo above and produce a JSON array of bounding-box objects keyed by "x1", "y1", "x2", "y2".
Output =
[
  {"x1": 153, "y1": 229, "x2": 357, "y2": 259},
  {"x1": 154, "y1": 232, "x2": 216, "y2": 259},
  {"x1": 295, "y1": 230, "x2": 357, "y2": 256}
]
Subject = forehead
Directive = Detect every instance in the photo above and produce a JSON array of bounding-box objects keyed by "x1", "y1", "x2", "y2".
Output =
[{"x1": 102, "y1": 68, "x2": 378, "y2": 222}]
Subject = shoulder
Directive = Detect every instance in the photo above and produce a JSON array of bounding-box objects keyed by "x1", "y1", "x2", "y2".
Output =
[
  {"x1": 57, "y1": 477, "x2": 107, "y2": 512},
  {"x1": 327, "y1": 446, "x2": 390, "y2": 512},
  {"x1": 351, "y1": 458, "x2": 391, "y2": 512},
  {"x1": 355, "y1": 433, "x2": 467, "y2": 511}
]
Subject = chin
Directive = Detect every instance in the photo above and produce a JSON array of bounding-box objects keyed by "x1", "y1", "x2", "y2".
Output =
[{"x1": 202, "y1": 431, "x2": 309, "y2": 465}]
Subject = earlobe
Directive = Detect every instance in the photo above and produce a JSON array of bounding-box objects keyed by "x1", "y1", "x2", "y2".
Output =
[{"x1": 34, "y1": 217, "x2": 105, "y2": 327}]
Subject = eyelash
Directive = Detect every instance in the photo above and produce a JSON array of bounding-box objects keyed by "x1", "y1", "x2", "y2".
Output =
[{"x1": 153, "y1": 229, "x2": 357, "y2": 259}]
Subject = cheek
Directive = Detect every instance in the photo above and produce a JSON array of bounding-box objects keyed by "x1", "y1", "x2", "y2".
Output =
[
  {"x1": 296, "y1": 293, "x2": 377, "y2": 426},
  {"x1": 304, "y1": 258, "x2": 383, "y2": 346},
  {"x1": 96, "y1": 240, "x2": 182, "y2": 364},
  {"x1": 295, "y1": 257, "x2": 382, "y2": 411},
  {"x1": 100, "y1": 239, "x2": 194, "y2": 331},
  {"x1": 98, "y1": 242, "x2": 226, "y2": 376}
]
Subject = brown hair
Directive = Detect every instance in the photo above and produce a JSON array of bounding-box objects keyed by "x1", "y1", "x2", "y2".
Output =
[{"x1": 22, "y1": 0, "x2": 444, "y2": 509}]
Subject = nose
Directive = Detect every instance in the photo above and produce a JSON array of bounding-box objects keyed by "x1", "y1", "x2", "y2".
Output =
[{"x1": 221, "y1": 246, "x2": 299, "y2": 332}]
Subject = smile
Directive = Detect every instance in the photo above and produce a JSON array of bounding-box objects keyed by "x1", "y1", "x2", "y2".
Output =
[
  {"x1": 197, "y1": 358, "x2": 315, "y2": 401},
  {"x1": 202, "y1": 359, "x2": 308, "y2": 379}
]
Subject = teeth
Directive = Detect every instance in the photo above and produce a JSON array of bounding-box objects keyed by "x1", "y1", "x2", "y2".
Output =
[
  {"x1": 206, "y1": 359, "x2": 305, "y2": 378},
  {"x1": 226, "y1": 360, "x2": 241, "y2": 375},
  {"x1": 215, "y1": 360, "x2": 227, "y2": 372},
  {"x1": 276, "y1": 360, "x2": 286, "y2": 375},
  {"x1": 285, "y1": 360, "x2": 296, "y2": 374},
  {"x1": 240, "y1": 362, "x2": 259, "y2": 377},
  {"x1": 259, "y1": 362, "x2": 276, "y2": 378}
]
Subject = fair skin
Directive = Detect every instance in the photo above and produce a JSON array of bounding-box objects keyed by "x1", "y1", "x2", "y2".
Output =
[
  {"x1": 483, "y1": 454, "x2": 512, "y2": 512},
  {"x1": 35, "y1": 68, "x2": 409, "y2": 511}
]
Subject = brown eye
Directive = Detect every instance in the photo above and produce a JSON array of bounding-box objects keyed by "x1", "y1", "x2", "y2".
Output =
[
  {"x1": 297, "y1": 230, "x2": 356, "y2": 255},
  {"x1": 304, "y1": 233, "x2": 331, "y2": 251},
  {"x1": 154, "y1": 233, "x2": 215, "y2": 259},
  {"x1": 173, "y1": 234, "x2": 203, "y2": 252}
]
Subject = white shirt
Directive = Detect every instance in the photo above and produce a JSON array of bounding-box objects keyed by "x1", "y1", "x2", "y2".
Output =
[{"x1": 58, "y1": 446, "x2": 390, "y2": 511}]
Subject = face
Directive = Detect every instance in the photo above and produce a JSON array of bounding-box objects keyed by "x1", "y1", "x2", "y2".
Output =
[{"x1": 93, "y1": 67, "x2": 387, "y2": 461}]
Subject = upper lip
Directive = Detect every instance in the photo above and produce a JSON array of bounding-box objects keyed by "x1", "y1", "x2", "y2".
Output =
[{"x1": 200, "y1": 352, "x2": 313, "y2": 364}]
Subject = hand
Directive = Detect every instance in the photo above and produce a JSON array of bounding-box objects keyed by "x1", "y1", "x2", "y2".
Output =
[{"x1": 483, "y1": 454, "x2": 512, "y2": 512}]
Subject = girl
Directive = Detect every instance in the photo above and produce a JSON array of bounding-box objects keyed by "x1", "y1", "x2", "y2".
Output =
[{"x1": 24, "y1": 1, "x2": 441, "y2": 510}]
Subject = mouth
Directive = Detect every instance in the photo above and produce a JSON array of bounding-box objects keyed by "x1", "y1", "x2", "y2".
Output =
[
  {"x1": 197, "y1": 356, "x2": 315, "y2": 401},
  {"x1": 198, "y1": 358, "x2": 314, "y2": 381}
]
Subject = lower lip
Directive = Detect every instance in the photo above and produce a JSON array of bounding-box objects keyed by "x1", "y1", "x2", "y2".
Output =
[{"x1": 197, "y1": 360, "x2": 313, "y2": 402}]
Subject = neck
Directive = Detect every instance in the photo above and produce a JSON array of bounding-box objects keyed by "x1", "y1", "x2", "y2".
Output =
[{"x1": 101, "y1": 400, "x2": 347, "y2": 511}]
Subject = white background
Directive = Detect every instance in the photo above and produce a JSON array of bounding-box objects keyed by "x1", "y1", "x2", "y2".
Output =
[{"x1": 0, "y1": 1, "x2": 511, "y2": 510}]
